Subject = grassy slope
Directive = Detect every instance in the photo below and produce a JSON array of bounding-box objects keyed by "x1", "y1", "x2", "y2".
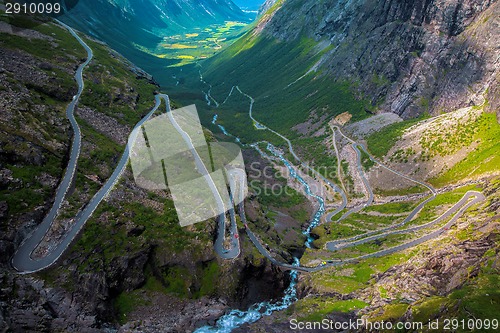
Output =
[
  {"x1": 366, "y1": 102, "x2": 500, "y2": 187},
  {"x1": 159, "y1": 3, "x2": 374, "y2": 193},
  {"x1": 430, "y1": 112, "x2": 500, "y2": 186},
  {"x1": 202, "y1": 33, "x2": 371, "y2": 140},
  {"x1": 167, "y1": 31, "x2": 373, "y2": 189},
  {"x1": 295, "y1": 180, "x2": 499, "y2": 323},
  {"x1": 365, "y1": 114, "x2": 428, "y2": 158}
]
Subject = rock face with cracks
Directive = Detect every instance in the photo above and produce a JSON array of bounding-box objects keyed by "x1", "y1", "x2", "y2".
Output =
[{"x1": 261, "y1": 0, "x2": 499, "y2": 119}]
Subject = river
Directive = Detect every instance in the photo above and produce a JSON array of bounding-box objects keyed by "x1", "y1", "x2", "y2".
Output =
[{"x1": 195, "y1": 117, "x2": 326, "y2": 332}]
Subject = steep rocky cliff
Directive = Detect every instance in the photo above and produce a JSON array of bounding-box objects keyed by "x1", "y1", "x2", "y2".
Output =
[
  {"x1": 207, "y1": 0, "x2": 499, "y2": 120},
  {"x1": 187, "y1": 1, "x2": 500, "y2": 330}
]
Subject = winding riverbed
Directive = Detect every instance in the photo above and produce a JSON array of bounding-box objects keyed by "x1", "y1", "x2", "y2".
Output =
[
  {"x1": 196, "y1": 99, "x2": 327, "y2": 332},
  {"x1": 195, "y1": 79, "x2": 485, "y2": 332}
]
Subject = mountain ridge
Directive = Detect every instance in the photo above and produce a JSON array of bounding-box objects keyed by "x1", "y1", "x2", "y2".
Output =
[{"x1": 203, "y1": 0, "x2": 499, "y2": 120}]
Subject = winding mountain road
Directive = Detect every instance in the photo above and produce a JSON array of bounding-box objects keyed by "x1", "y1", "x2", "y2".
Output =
[
  {"x1": 156, "y1": 94, "x2": 241, "y2": 259},
  {"x1": 12, "y1": 27, "x2": 242, "y2": 273},
  {"x1": 12, "y1": 23, "x2": 161, "y2": 273},
  {"x1": 332, "y1": 142, "x2": 374, "y2": 221},
  {"x1": 328, "y1": 191, "x2": 482, "y2": 251},
  {"x1": 325, "y1": 191, "x2": 485, "y2": 263},
  {"x1": 16, "y1": 27, "x2": 483, "y2": 276},
  {"x1": 204, "y1": 81, "x2": 485, "y2": 272},
  {"x1": 242, "y1": 190, "x2": 483, "y2": 273},
  {"x1": 325, "y1": 125, "x2": 439, "y2": 251},
  {"x1": 233, "y1": 86, "x2": 349, "y2": 217}
]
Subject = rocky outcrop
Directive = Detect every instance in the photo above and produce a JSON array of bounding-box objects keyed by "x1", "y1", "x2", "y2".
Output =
[
  {"x1": 0, "y1": 272, "x2": 103, "y2": 333},
  {"x1": 260, "y1": 0, "x2": 499, "y2": 118},
  {"x1": 364, "y1": 233, "x2": 498, "y2": 306},
  {"x1": 118, "y1": 296, "x2": 228, "y2": 333},
  {"x1": 76, "y1": 106, "x2": 131, "y2": 145}
]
